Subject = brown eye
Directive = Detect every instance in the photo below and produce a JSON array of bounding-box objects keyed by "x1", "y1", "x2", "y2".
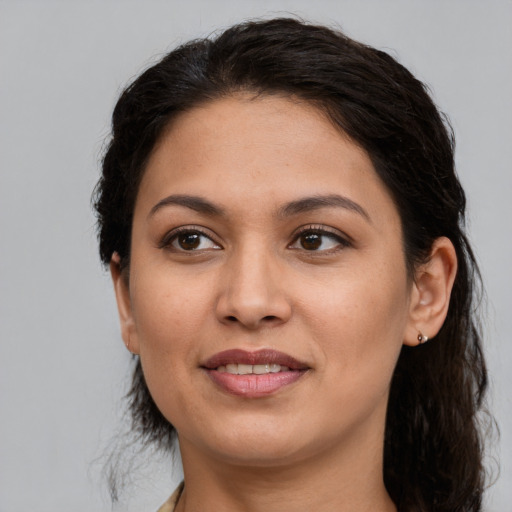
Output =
[
  {"x1": 289, "y1": 228, "x2": 350, "y2": 252},
  {"x1": 300, "y1": 233, "x2": 322, "y2": 250},
  {"x1": 163, "y1": 228, "x2": 221, "y2": 252},
  {"x1": 178, "y1": 232, "x2": 201, "y2": 250}
]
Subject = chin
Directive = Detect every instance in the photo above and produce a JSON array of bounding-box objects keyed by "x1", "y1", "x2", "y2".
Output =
[{"x1": 189, "y1": 416, "x2": 319, "y2": 468}]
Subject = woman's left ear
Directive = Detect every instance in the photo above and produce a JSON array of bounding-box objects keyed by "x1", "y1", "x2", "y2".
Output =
[{"x1": 404, "y1": 237, "x2": 458, "y2": 346}]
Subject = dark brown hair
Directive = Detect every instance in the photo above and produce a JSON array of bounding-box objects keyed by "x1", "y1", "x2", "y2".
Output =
[{"x1": 94, "y1": 18, "x2": 490, "y2": 511}]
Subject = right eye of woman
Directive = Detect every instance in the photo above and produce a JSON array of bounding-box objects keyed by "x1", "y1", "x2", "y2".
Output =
[{"x1": 160, "y1": 227, "x2": 221, "y2": 252}]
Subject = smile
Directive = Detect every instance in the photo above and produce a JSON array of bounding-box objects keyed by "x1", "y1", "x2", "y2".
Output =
[
  {"x1": 216, "y1": 363, "x2": 290, "y2": 374},
  {"x1": 202, "y1": 349, "x2": 310, "y2": 397}
]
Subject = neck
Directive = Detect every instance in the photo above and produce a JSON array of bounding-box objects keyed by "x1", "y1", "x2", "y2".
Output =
[{"x1": 175, "y1": 421, "x2": 396, "y2": 512}]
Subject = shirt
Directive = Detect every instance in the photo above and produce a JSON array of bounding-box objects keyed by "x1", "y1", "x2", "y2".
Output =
[{"x1": 157, "y1": 482, "x2": 184, "y2": 512}]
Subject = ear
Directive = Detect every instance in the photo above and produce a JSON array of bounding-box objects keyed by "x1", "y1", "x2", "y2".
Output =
[
  {"x1": 110, "y1": 253, "x2": 140, "y2": 355},
  {"x1": 404, "y1": 237, "x2": 458, "y2": 346}
]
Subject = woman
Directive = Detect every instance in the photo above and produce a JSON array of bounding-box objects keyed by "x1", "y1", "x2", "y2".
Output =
[{"x1": 94, "y1": 18, "x2": 489, "y2": 512}]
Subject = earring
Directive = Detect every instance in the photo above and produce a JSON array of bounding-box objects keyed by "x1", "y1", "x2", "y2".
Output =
[{"x1": 417, "y1": 332, "x2": 429, "y2": 344}]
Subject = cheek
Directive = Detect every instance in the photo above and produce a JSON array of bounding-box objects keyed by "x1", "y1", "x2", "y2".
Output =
[
  {"x1": 303, "y1": 262, "x2": 409, "y2": 382},
  {"x1": 298, "y1": 276, "x2": 408, "y2": 442},
  {"x1": 130, "y1": 268, "x2": 212, "y2": 360},
  {"x1": 128, "y1": 269, "x2": 214, "y2": 426}
]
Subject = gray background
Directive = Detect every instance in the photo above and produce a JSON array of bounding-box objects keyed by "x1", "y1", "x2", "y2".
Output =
[{"x1": 0, "y1": 1, "x2": 510, "y2": 511}]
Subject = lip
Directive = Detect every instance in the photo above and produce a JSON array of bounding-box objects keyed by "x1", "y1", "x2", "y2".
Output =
[
  {"x1": 202, "y1": 349, "x2": 309, "y2": 370},
  {"x1": 201, "y1": 349, "x2": 310, "y2": 398}
]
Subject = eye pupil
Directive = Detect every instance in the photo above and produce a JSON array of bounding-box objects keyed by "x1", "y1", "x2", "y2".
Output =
[
  {"x1": 178, "y1": 233, "x2": 200, "y2": 250},
  {"x1": 301, "y1": 233, "x2": 322, "y2": 250}
]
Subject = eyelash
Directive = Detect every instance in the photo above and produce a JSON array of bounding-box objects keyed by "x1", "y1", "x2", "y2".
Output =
[
  {"x1": 159, "y1": 225, "x2": 352, "y2": 253},
  {"x1": 158, "y1": 226, "x2": 221, "y2": 252},
  {"x1": 288, "y1": 225, "x2": 352, "y2": 253}
]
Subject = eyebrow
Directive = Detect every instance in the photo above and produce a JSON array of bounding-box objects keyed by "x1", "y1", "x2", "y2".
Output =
[
  {"x1": 149, "y1": 194, "x2": 225, "y2": 218},
  {"x1": 149, "y1": 193, "x2": 370, "y2": 223},
  {"x1": 279, "y1": 194, "x2": 371, "y2": 222}
]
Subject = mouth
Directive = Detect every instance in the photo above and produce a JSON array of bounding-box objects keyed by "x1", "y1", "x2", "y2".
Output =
[
  {"x1": 216, "y1": 363, "x2": 292, "y2": 374},
  {"x1": 201, "y1": 349, "x2": 310, "y2": 397}
]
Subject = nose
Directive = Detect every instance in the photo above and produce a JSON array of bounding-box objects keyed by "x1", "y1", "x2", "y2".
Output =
[{"x1": 214, "y1": 245, "x2": 292, "y2": 330}]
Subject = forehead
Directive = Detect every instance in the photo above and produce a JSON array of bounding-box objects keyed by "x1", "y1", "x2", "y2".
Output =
[
  {"x1": 136, "y1": 94, "x2": 400, "y2": 229},
  {"x1": 147, "y1": 94, "x2": 367, "y2": 177}
]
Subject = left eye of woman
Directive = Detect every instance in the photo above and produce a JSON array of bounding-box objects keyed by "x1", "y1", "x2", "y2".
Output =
[{"x1": 289, "y1": 228, "x2": 350, "y2": 252}]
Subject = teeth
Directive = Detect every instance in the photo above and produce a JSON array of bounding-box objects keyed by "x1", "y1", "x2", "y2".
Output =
[
  {"x1": 216, "y1": 363, "x2": 291, "y2": 374},
  {"x1": 238, "y1": 364, "x2": 252, "y2": 375},
  {"x1": 253, "y1": 364, "x2": 268, "y2": 374},
  {"x1": 226, "y1": 363, "x2": 239, "y2": 374}
]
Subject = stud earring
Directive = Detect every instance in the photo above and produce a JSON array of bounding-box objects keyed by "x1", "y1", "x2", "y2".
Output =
[{"x1": 417, "y1": 332, "x2": 429, "y2": 344}]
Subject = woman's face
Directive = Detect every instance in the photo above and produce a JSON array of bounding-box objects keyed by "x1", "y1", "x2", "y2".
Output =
[{"x1": 114, "y1": 95, "x2": 419, "y2": 467}]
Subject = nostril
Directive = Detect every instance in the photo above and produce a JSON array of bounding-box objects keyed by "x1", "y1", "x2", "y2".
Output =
[{"x1": 224, "y1": 315, "x2": 278, "y2": 324}]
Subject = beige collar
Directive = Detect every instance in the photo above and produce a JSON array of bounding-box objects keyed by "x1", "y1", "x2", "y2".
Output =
[{"x1": 157, "y1": 482, "x2": 184, "y2": 512}]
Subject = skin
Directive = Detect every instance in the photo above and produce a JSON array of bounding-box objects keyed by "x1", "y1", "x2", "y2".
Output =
[{"x1": 111, "y1": 95, "x2": 457, "y2": 512}]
